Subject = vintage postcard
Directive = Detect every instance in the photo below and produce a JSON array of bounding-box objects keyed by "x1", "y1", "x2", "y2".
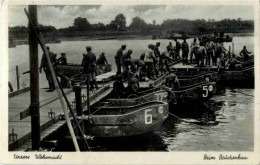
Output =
[{"x1": 1, "y1": 0, "x2": 259, "y2": 164}]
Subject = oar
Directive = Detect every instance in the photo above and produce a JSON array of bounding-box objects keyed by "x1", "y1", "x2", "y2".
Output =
[{"x1": 24, "y1": 8, "x2": 80, "y2": 151}]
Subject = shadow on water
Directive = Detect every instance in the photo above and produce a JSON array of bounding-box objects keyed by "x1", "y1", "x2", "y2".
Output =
[
  {"x1": 54, "y1": 87, "x2": 254, "y2": 151},
  {"x1": 54, "y1": 100, "x2": 226, "y2": 152}
]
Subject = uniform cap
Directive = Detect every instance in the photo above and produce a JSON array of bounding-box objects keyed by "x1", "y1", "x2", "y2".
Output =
[{"x1": 148, "y1": 44, "x2": 154, "y2": 49}]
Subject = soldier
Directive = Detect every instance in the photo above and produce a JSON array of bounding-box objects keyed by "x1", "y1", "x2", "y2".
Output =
[
  {"x1": 153, "y1": 42, "x2": 160, "y2": 76},
  {"x1": 182, "y1": 39, "x2": 189, "y2": 65},
  {"x1": 159, "y1": 51, "x2": 170, "y2": 74},
  {"x1": 165, "y1": 73, "x2": 180, "y2": 90},
  {"x1": 167, "y1": 42, "x2": 174, "y2": 59},
  {"x1": 228, "y1": 54, "x2": 242, "y2": 70},
  {"x1": 144, "y1": 44, "x2": 156, "y2": 80},
  {"x1": 57, "y1": 53, "x2": 67, "y2": 65},
  {"x1": 81, "y1": 53, "x2": 86, "y2": 66},
  {"x1": 40, "y1": 46, "x2": 57, "y2": 92},
  {"x1": 214, "y1": 42, "x2": 226, "y2": 66},
  {"x1": 154, "y1": 42, "x2": 161, "y2": 58},
  {"x1": 175, "y1": 39, "x2": 181, "y2": 60},
  {"x1": 120, "y1": 50, "x2": 133, "y2": 78},
  {"x1": 155, "y1": 42, "x2": 165, "y2": 74},
  {"x1": 239, "y1": 46, "x2": 252, "y2": 61},
  {"x1": 206, "y1": 40, "x2": 215, "y2": 65},
  {"x1": 82, "y1": 46, "x2": 98, "y2": 90},
  {"x1": 96, "y1": 52, "x2": 108, "y2": 65},
  {"x1": 190, "y1": 38, "x2": 198, "y2": 63},
  {"x1": 126, "y1": 72, "x2": 139, "y2": 96},
  {"x1": 113, "y1": 74, "x2": 126, "y2": 98},
  {"x1": 115, "y1": 45, "x2": 126, "y2": 75}
]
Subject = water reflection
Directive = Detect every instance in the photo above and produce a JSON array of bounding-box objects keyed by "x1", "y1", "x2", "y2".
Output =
[
  {"x1": 55, "y1": 88, "x2": 253, "y2": 151},
  {"x1": 158, "y1": 88, "x2": 253, "y2": 151}
]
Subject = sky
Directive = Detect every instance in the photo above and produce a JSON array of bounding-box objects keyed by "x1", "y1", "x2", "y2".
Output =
[{"x1": 8, "y1": 5, "x2": 254, "y2": 28}]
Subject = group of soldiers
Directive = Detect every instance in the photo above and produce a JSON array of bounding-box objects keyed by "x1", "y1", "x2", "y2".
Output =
[
  {"x1": 114, "y1": 42, "x2": 173, "y2": 81},
  {"x1": 40, "y1": 39, "x2": 252, "y2": 93},
  {"x1": 40, "y1": 46, "x2": 106, "y2": 92}
]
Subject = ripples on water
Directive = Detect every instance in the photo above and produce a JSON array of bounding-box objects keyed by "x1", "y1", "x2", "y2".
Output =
[{"x1": 54, "y1": 88, "x2": 254, "y2": 152}]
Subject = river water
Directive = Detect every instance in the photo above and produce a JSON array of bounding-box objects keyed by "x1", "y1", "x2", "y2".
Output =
[{"x1": 8, "y1": 36, "x2": 254, "y2": 151}]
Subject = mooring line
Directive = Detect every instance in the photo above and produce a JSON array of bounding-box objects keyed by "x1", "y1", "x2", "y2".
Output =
[{"x1": 168, "y1": 112, "x2": 206, "y2": 129}]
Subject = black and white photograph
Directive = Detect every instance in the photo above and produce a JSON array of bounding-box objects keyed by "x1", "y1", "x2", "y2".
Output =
[{"x1": 1, "y1": 0, "x2": 260, "y2": 164}]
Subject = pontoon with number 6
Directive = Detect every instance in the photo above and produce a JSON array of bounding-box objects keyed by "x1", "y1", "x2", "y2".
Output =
[{"x1": 80, "y1": 89, "x2": 169, "y2": 137}]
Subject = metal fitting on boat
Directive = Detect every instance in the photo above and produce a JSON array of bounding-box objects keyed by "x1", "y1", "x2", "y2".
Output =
[{"x1": 208, "y1": 85, "x2": 214, "y2": 91}]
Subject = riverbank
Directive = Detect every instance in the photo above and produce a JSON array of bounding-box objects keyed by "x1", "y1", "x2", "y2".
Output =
[
  {"x1": 10, "y1": 32, "x2": 254, "y2": 47},
  {"x1": 58, "y1": 32, "x2": 254, "y2": 41}
]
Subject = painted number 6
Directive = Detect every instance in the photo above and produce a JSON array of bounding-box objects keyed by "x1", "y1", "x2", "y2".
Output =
[
  {"x1": 203, "y1": 86, "x2": 208, "y2": 97},
  {"x1": 145, "y1": 109, "x2": 152, "y2": 124}
]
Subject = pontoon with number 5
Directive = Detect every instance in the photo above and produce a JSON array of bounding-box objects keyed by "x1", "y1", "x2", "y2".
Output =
[
  {"x1": 80, "y1": 89, "x2": 169, "y2": 137},
  {"x1": 165, "y1": 72, "x2": 217, "y2": 107}
]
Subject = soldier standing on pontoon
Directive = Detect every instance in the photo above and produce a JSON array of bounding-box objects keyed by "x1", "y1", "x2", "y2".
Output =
[
  {"x1": 82, "y1": 46, "x2": 98, "y2": 90},
  {"x1": 40, "y1": 46, "x2": 57, "y2": 92},
  {"x1": 115, "y1": 45, "x2": 126, "y2": 75}
]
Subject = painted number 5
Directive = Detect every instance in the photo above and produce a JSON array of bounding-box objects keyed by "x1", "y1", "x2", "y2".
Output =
[
  {"x1": 203, "y1": 86, "x2": 208, "y2": 97},
  {"x1": 145, "y1": 109, "x2": 152, "y2": 124}
]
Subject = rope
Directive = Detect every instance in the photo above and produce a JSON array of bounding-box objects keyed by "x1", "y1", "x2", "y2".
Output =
[
  {"x1": 89, "y1": 102, "x2": 112, "y2": 116},
  {"x1": 231, "y1": 90, "x2": 254, "y2": 97},
  {"x1": 8, "y1": 113, "x2": 21, "y2": 121},
  {"x1": 168, "y1": 112, "x2": 206, "y2": 129}
]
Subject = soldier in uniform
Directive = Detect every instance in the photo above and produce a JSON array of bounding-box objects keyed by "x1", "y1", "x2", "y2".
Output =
[
  {"x1": 239, "y1": 46, "x2": 252, "y2": 61},
  {"x1": 57, "y1": 53, "x2": 67, "y2": 65},
  {"x1": 175, "y1": 39, "x2": 181, "y2": 60},
  {"x1": 182, "y1": 39, "x2": 189, "y2": 65},
  {"x1": 115, "y1": 45, "x2": 126, "y2": 75},
  {"x1": 144, "y1": 44, "x2": 156, "y2": 80},
  {"x1": 206, "y1": 41, "x2": 215, "y2": 65},
  {"x1": 153, "y1": 42, "x2": 160, "y2": 76},
  {"x1": 82, "y1": 46, "x2": 98, "y2": 90},
  {"x1": 40, "y1": 46, "x2": 57, "y2": 92},
  {"x1": 126, "y1": 72, "x2": 139, "y2": 96},
  {"x1": 96, "y1": 52, "x2": 108, "y2": 65},
  {"x1": 113, "y1": 74, "x2": 126, "y2": 98},
  {"x1": 120, "y1": 50, "x2": 133, "y2": 78},
  {"x1": 167, "y1": 42, "x2": 174, "y2": 59},
  {"x1": 190, "y1": 38, "x2": 198, "y2": 63}
]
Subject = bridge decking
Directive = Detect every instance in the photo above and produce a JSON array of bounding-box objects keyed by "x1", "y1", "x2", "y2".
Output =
[
  {"x1": 8, "y1": 71, "x2": 166, "y2": 151},
  {"x1": 8, "y1": 72, "x2": 115, "y2": 151}
]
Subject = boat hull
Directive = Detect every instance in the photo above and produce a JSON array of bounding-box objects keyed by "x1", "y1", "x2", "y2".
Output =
[
  {"x1": 217, "y1": 66, "x2": 254, "y2": 87},
  {"x1": 170, "y1": 82, "x2": 217, "y2": 106},
  {"x1": 84, "y1": 102, "x2": 169, "y2": 137}
]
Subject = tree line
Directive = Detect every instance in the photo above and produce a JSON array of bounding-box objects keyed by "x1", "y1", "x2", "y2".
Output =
[{"x1": 9, "y1": 13, "x2": 254, "y2": 36}]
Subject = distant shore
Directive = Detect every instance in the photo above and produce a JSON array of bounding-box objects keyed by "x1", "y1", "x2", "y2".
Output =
[
  {"x1": 57, "y1": 32, "x2": 255, "y2": 42},
  {"x1": 11, "y1": 32, "x2": 254, "y2": 45}
]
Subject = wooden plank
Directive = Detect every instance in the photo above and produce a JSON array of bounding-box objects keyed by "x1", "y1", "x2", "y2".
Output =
[
  {"x1": 19, "y1": 89, "x2": 73, "y2": 120},
  {"x1": 9, "y1": 118, "x2": 57, "y2": 151},
  {"x1": 8, "y1": 87, "x2": 30, "y2": 98},
  {"x1": 11, "y1": 85, "x2": 111, "y2": 151}
]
